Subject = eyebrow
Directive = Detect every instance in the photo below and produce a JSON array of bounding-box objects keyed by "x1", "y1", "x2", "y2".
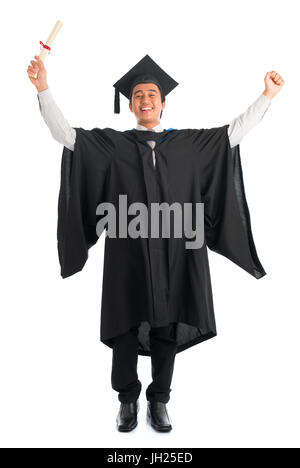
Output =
[{"x1": 133, "y1": 89, "x2": 158, "y2": 95}]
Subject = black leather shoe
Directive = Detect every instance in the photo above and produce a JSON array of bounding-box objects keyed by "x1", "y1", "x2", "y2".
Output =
[
  {"x1": 147, "y1": 401, "x2": 172, "y2": 432},
  {"x1": 116, "y1": 400, "x2": 139, "y2": 432}
]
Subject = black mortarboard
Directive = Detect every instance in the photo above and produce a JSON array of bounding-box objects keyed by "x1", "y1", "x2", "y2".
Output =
[{"x1": 113, "y1": 54, "x2": 179, "y2": 114}]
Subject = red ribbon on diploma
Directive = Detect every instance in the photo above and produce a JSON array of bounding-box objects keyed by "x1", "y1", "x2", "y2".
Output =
[{"x1": 39, "y1": 41, "x2": 51, "y2": 53}]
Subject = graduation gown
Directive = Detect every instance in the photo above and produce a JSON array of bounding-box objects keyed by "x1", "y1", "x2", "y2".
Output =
[{"x1": 57, "y1": 124, "x2": 266, "y2": 356}]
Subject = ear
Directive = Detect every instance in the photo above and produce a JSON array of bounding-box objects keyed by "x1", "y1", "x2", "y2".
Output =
[
  {"x1": 129, "y1": 102, "x2": 132, "y2": 112},
  {"x1": 162, "y1": 99, "x2": 166, "y2": 110}
]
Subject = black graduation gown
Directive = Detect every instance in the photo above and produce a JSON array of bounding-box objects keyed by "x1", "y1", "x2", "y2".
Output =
[{"x1": 57, "y1": 124, "x2": 266, "y2": 356}]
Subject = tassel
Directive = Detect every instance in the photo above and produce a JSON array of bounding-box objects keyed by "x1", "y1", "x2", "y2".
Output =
[{"x1": 114, "y1": 88, "x2": 120, "y2": 114}]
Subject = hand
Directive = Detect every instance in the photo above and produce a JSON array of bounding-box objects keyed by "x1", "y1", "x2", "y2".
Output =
[
  {"x1": 263, "y1": 71, "x2": 285, "y2": 99},
  {"x1": 27, "y1": 55, "x2": 48, "y2": 92}
]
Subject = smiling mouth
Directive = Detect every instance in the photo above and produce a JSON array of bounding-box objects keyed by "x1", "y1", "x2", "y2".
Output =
[{"x1": 141, "y1": 108, "x2": 153, "y2": 112}]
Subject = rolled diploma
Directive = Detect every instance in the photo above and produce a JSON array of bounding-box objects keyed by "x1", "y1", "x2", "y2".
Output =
[{"x1": 34, "y1": 20, "x2": 63, "y2": 78}]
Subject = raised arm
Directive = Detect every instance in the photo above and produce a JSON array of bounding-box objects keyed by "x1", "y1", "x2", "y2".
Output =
[
  {"x1": 37, "y1": 87, "x2": 76, "y2": 151},
  {"x1": 27, "y1": 55, "x2": 76, "y2": 151},
  {"x1": 227, "y1": 93, "x2": 272, "y2": 148},
  {"x1": 228, "y1": 70, "x2": 285, "y2": 148}
]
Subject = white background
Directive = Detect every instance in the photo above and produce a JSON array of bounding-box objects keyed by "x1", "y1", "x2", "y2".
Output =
[{"x1": 0, "y1": 0, "x2": 299, "y2": 449}]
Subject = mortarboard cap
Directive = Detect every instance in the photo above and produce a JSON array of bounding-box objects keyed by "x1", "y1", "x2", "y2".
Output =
[{"x1": 113, "y1": 54, "x2": 179, "y2": 114}]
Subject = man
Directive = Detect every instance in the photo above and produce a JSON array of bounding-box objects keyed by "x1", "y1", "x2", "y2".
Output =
[{"x1": 27, "y1": 54, "x2": 284, "y2": 433}]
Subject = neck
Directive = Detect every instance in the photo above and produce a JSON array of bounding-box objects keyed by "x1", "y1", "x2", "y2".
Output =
[{"x1": 137, "y1": 120, "x2": 160, "y2": 129}]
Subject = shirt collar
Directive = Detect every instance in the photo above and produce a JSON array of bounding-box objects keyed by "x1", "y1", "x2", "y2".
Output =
[{"x1": 135, "y1": 122, "x2": 164, "y2": 132}]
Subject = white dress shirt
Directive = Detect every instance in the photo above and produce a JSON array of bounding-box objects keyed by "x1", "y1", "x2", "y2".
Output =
[{"x1": 37, "y1": 88, "x2": 272, "y2": 168}]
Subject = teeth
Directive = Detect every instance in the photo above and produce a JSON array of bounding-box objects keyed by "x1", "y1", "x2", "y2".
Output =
[{"x1": 142, "y1": 108, "x2": 152, "y2": 110}]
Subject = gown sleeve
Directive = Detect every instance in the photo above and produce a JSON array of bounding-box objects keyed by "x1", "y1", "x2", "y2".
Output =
[
  {"x1": 57, "y1": 127, "x2": 115, "y2": 278},
  {"x1": 193, "y1": 124, "x2": 266, "y2": 279}
]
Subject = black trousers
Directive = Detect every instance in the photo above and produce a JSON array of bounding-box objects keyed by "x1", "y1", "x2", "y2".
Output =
[{"x1": 111, "y1": 323, "x2": 177, "y2": 404}]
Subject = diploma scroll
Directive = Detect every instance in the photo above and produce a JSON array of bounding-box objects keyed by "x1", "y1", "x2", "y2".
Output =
[{"x1": 34, "y1": 20, "x2": 63, "y2": 78}]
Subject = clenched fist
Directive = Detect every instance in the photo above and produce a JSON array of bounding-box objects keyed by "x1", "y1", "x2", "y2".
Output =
[
  {"x1": 263, "y1": 71, "x2": 285, "y2": 100},
  {"x1": 27, "y1": 55, "x2": 48, "y2": 93}
]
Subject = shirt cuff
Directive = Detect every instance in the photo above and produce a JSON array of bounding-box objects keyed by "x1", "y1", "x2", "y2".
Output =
[
  {"x1": 37, "y1": 87, "x2": 53, "y2": 107},
  {"x1": 255, "y1": 93, "x2": 272, "y2": 118}
]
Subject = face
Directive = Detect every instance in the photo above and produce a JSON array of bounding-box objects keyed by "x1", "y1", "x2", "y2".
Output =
[{"x1": 129, "y1": 82, "x2": 166, "y2": 127}]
